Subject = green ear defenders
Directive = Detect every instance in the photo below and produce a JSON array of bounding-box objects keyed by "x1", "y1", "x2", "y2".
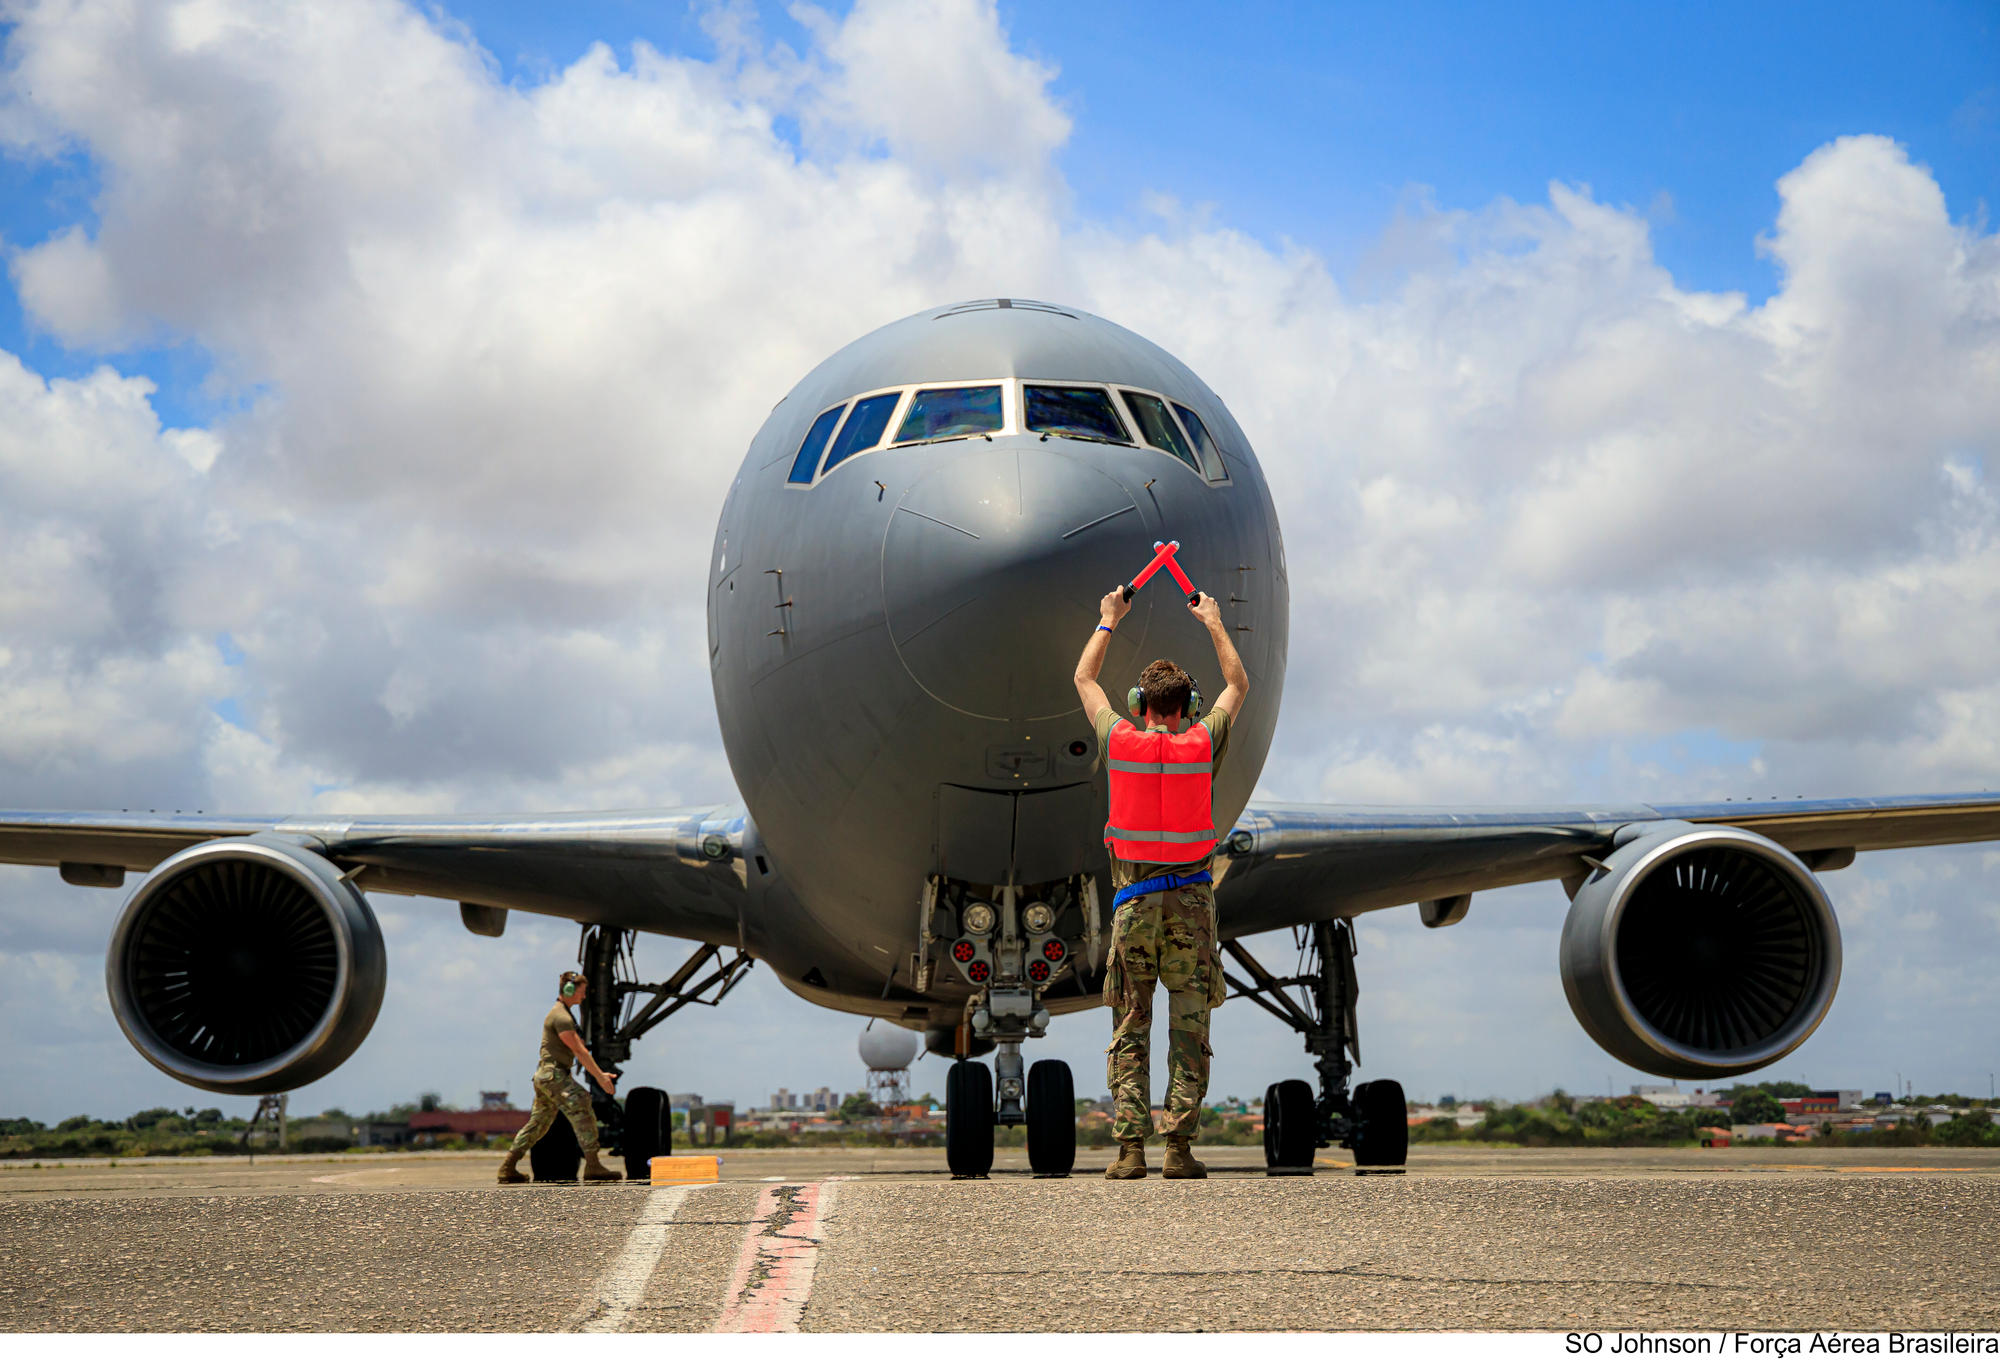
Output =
[
  {"x1": 560, "y1": 972, "x2": 584, "y2": 1001},
  {"x1": 1126, "y1": 677, "x2": 1203, "y2": 722}
]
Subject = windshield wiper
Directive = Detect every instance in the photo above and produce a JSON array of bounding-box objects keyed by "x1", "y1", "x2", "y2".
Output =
[
  {"x1": 894, "y1": 434, "x2": 985, "y2": 448},
  {"x1": 1037, "y1": 431, "x2": 1133, "y2": 447}
]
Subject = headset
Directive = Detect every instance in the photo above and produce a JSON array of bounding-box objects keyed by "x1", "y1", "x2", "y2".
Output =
[
  {"x1": 1127, "y1": 674, "x2": 1203, "y2": 723},
  {"x1": 559, "y1": 971, "x2": 585, "y2": 1002}
]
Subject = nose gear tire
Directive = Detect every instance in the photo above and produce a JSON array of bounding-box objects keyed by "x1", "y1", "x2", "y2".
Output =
[
  {"x1": 945, "y1": 1058, "x2": 995, "y2": 1178},
  {"x1": 1026, "y1": 1058, "x2": 1076, "y2": 1177}
]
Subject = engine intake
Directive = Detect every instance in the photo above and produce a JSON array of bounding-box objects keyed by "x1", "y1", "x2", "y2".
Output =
[
  {"x1": 106, "y1": 837, "x2": 387, "y2": 1095},
  {"x1": 1559, "y1": 824, "x2": 1840, "y2": 1079}
]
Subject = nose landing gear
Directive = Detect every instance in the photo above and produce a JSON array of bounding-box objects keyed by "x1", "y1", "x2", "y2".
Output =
[{"x1": 1223, "y1": 918, "x2": 1408, "y2": 1176}]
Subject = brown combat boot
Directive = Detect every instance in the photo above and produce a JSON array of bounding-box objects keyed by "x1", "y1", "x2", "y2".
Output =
[
  {"x1": 496, "y1": 1151, "x2": 528, "y2": 1185},
  {"x1": 1162, "y1": 1136, "x2": 1207, "y2": 1180},
  {"x1": 1104, "y1": 1141, "x2": 1147, "y2": 1180},
  {"x1": 582, "y1": 1149, "x2": 624, "y2": 1182}
]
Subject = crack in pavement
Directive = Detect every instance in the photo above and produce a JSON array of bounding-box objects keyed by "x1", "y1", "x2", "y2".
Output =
[{"x1": 949, "y1": 1265, "x2": 1757, "y2": 1291}]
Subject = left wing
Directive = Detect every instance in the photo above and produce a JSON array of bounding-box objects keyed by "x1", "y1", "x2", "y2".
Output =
[
  {"x1": 0, "y1": 806, "x2": 753, "y2": 945},
  {"x1": 1214, "y1": 791, "x2": 2000, "y2": 938}
]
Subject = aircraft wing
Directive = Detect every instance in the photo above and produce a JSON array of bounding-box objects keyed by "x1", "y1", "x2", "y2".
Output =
[
  {"x1": 0, "y1": 806, "x2": 753, "y2": 946},
  {"x1": 1213, "y1": 791, "x2": 2000, "y2": 939}
]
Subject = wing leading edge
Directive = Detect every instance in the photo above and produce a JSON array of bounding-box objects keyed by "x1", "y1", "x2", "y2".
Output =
[
  {"x1": 0, "y1": 806, "x2": 753, "y2": 947},
  {"x1": 1214, "y1": 791, "x2": 2000, "y2": 939}
]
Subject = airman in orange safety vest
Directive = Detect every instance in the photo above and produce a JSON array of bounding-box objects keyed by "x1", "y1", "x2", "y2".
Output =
[{"x1": 1074, "y1": 587, "x2": 1251, "y2": 1180}]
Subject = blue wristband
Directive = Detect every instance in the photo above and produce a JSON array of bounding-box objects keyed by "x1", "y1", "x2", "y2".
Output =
[{"x1": 1097, "y1": 624, "x2": 1115, "y2": 633}]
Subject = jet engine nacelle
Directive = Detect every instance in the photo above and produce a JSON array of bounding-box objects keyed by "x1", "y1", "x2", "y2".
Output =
[
  {"x1": 1559, "y1": 823, "x2": 1841, "y2": 1080},
  {"x1": 106, "y1": 836, "x2": 387, "y2": 1095}
]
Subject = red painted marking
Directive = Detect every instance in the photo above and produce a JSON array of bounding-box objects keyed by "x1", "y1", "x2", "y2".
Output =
[{"x1": 713, "y1": 1182, "x2": 833, "y2": 1333}]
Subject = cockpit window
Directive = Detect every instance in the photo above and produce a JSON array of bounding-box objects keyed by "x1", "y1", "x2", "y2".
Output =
[
  {"x1": 788, "y1": 404, "x2": 846, "y2": 485},
  {"x1": 1024, "y1": 386, "x2": 1131, "y2": 444},
  {"x1": 1172, "y1": 402, "x2": 1228, "y2": 481},
  {"x1": 1120, "y1": 391, "x2": 1199, "y2": 472},
  {"x1": 896, "y1": 385, "x2": 1002, "y2": 443},
  {"x1": 821, "y1": 391, "x2": 901, "y2": 474}
]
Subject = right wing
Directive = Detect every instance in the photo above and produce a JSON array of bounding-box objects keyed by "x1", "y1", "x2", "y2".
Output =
[
  {"x1": 1214, "y1": 791, "x2": 2000, "y2": 939},
  {"x1": 0, "y1": 805, "x2": 754, "y2": 945}
]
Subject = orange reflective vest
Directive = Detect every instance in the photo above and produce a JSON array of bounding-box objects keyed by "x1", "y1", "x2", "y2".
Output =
[{"x1": 1103, "y1": 719, "x2": 1218, "y2": 863}]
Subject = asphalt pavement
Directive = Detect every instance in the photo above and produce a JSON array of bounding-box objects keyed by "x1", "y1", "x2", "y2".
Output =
[{"x1": 2, "y1": 1145, "x2": 1996, "y2": 1331}]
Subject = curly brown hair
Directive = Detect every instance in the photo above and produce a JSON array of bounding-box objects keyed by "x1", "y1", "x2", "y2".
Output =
[{"x1": 1136, "y1": 658, "x2": 1194, "y2": 719}]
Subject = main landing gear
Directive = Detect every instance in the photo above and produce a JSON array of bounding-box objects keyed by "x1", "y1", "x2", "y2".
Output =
[
  {"x1": 529, "y1": 924, "x2": 754, "y2": 1183},
  {"x1": 1223, "y1": 918, "x2": 1408, "y2": 1176}
]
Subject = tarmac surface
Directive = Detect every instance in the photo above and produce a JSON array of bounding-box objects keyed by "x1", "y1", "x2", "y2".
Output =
[{"x1": 3, "y1": 1144, "x2": 1998, "y2": 1332}]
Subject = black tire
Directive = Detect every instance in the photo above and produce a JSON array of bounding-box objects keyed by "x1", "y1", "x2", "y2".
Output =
[
  {"x1": 1351, "y1": 1078, "x2": 1410, "y2": 1168},
  {"x1": 1265, "y1": 1078, "x2": 1316, "y2": 1170},
  {"x1": 1026, "y1": 1059, "x2": 1076, "y2": 1178},
  {"x1": 529, "y1": 1107, "x2": 582, "y2": 1182},
  {"x1": 622, "y1": 1086, "x2": 671, "y2": 1181},
  {"x1": 945, "y1": 1059, "x2": 994, "y2": 1179}
]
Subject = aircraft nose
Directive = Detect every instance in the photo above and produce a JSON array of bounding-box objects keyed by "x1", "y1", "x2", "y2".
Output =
[{"x1": 880, "y1": 444, "x2": 1159, "y2": 721}]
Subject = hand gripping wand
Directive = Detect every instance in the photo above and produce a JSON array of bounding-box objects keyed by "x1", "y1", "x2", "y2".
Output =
[{"x1": 1118, "y1": 539, "x2": 1204, "y2": 607}]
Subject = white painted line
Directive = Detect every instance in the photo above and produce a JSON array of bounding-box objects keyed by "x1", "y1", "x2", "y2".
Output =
[
  {"x1": 569, "y1": 1184, "x2": 699, "y2": 1333},
  {"x1": 712, "y1": 1181, "x2": 839, "y2": 1333}
]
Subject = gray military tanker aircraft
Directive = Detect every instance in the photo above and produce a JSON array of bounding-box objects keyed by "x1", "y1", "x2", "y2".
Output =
[{"x1": 6, "y1": 299, "x2": 1998, "y2": 1179}]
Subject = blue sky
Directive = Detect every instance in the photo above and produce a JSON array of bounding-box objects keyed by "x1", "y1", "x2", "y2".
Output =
[
  {"x1": 6, "y1": 1, "x2": 1996, "y2": 432},
  {"x1": 444, "y1": 0, "x2": 1999, "y2": 296},
  {"x1": 2, "y1": 1, "x2": 1997, "y2": 1118}
]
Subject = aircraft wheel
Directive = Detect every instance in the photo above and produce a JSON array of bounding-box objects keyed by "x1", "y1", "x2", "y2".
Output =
[
  {"x1": 1264, "y1": 1078, "x2": 1315, "y2": 1173},
  {"x1": 1025, "y1": 1059, "x2": 1076, "y2": 1178},
  {"x1": 529, "y1": 1106, "x2": 582, "y2": 1181},
  {"x1": 622, "y1": 1086, "x2": 671, "y2": 1181},
  {"x1": 1351, "y1": 1078, "x2": 1409, "y2": 1171},
  {"x1": 945, "y1": 1059, "x2": 994, "y2": 1179}
]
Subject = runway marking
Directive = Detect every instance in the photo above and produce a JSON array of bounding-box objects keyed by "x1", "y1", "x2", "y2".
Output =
[
  {"x1": 307, "y1": 1168, "x2": 405, "y2": 1184},
  {"x1": 712, "y1": 1181, "x2": 837, "y2": 1333},
  {"x1": 569, "y1": 1184, "x2": 701, "y2": 1333}
]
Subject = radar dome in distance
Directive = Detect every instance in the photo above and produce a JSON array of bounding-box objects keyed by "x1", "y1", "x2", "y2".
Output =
[{"x1": 859, "y1": 1025, "x2": 922, "y2": 1071}]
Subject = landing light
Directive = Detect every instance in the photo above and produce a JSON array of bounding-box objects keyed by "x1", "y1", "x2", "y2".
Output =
[
  {"x1": 962, "y1": 902, "x2": 997, "y2": 934},
  {"x1": 1021, "y1": 902, "x2": 1055, "y2": 933}
]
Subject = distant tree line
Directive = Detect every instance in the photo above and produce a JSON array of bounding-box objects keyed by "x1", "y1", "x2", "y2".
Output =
[{"x1": 1409, "y1": 1083, "x2": 1997, "y2": 1148}]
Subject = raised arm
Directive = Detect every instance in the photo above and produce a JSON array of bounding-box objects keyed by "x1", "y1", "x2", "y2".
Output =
[
  {"x1": 1073, "y1": 588, "x2": 1131, "y2": 722},
  {"x1": 1191, "y1": 595, "x2": 1249, "y2": 719}
]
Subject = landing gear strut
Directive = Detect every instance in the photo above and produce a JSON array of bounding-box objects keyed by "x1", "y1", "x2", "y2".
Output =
[
  {"x1": 1223, "y1": 918, "x2": 1407, "y2": 1175},
  {"x1": 530, "y1": 926, "x2": 754, "y2": 1182},
  {"x1": 939, "y1": 880, "x2": 1080, "y2": 1179}
]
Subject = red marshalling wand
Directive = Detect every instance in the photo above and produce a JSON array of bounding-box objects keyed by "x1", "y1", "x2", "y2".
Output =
[{"x1": 1118, "y1": 540, "x2": 1204, "y2": 607}]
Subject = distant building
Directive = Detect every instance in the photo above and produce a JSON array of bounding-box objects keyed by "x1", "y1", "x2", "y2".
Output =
[
  {"x1": 1630, "y1": 1085, "x2": 1725, "y2": 1109},
  {"x1": 410, "y1": 1105, "x2": 528, "y2": 1142},
  {"x1": 479, "y1": 1091, "x2": 511, "y2": 1111}
]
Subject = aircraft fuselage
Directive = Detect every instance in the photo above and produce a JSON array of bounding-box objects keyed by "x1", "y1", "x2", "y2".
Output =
[{"x1": 706, "y1": 302, "x2": 1290, "y2": 1023}]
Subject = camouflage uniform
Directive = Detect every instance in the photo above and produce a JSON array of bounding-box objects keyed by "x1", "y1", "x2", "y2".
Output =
[
  {"x1": 1094, "y1": 705, "x2": 1233, "y2": 1144},
  {"x1": 1104, "y1": 880, "x2": 1226, "y2": 1141},
  {"x1": 507, "y1": 1002, "x2": 601, "y2": 1156}
]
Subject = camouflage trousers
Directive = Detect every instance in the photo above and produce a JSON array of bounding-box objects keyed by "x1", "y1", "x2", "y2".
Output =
[
  {"x1": 1104, "y1": 882, "x2": 1225, "y2": 1142},
  {"x1": 508, "y1": 1061, "x2": 600, "y2": 1156}
]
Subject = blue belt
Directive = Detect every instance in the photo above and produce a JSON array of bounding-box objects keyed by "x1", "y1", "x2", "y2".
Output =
[{"x1": 1112, "y1": 869, "x2": 1213, "y2": 909}]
